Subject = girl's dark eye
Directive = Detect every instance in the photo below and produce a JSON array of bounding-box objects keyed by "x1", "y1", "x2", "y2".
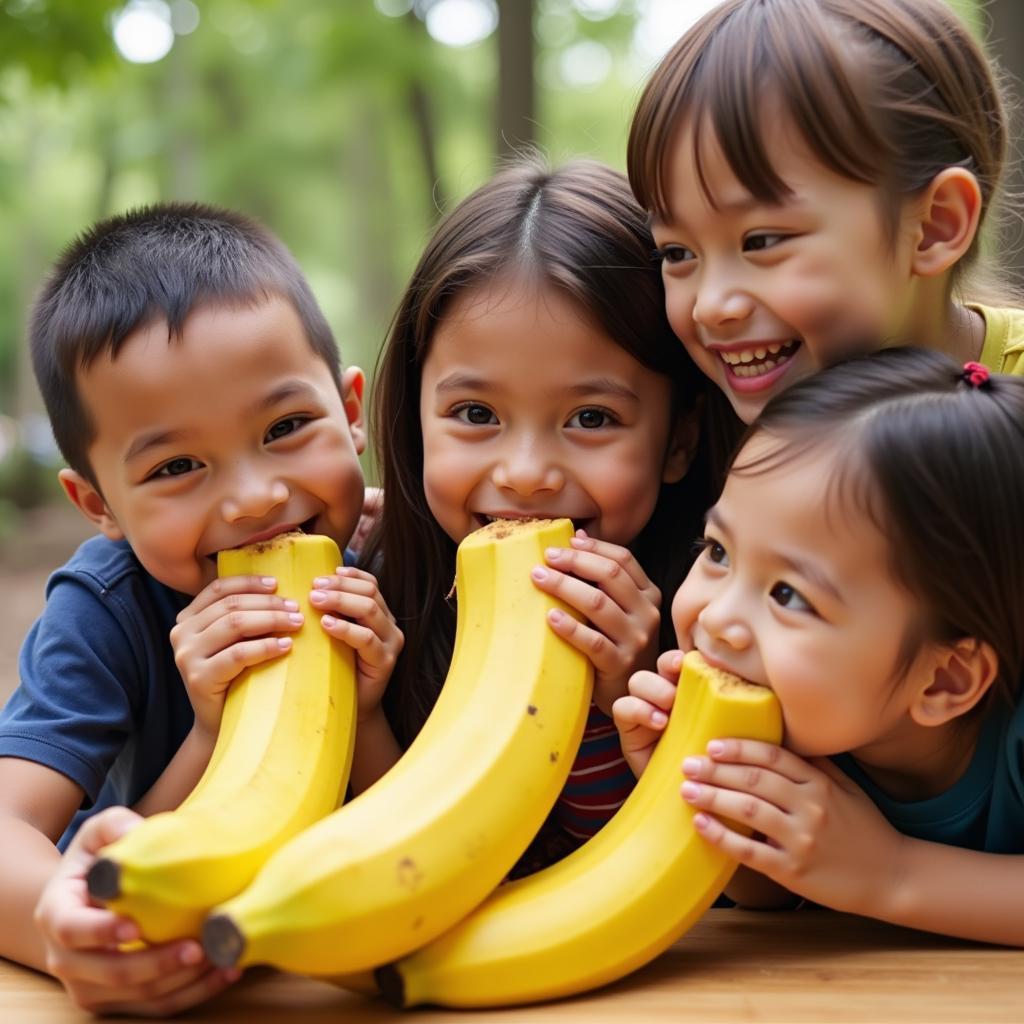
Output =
[
  {"x1": 156, "y1": 457, "x2": 200, "y2": 478},
  {"x1": 569, "y1": 408, "x2": 611, "y2": 429},
  {"x1": 696, "y1": 537, "x2": 729, "y2": 566},
  {"x1": 743, "y1": 233, "x2": 785, "y2": 252},
  {"x1": 655, "y1": 244, "x2": 695, "y2": 265},
  {"x1": 455, "y1": 403, "x2": 497, "y2": 426},
  {"x1": 265, "y1": 417, "x2": 305, "y2": 442},
  {"x1": 770, "y1": 581, "x2": 813, "y2": 612}
]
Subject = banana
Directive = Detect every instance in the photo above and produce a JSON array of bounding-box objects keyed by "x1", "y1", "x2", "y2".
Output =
[
  {"x1": 377, "y1": 651, "x2": 781, "y2": 1008},
  {"x1": 202, "y1": 517, "x2": 594, "y2": 975},
  {"x1": 86, "y1": 532, "x2": 357, "y2": 942}
]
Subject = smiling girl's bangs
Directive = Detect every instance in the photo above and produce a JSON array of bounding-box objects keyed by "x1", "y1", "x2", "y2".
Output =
[{"x1": 628, "y1": 0, "x2": 1003, "y2": 262}]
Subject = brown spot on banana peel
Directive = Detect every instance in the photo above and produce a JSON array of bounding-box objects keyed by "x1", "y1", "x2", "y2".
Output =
[{"x1": 397, "y1": 857, "x2": 424, "y2": 891}]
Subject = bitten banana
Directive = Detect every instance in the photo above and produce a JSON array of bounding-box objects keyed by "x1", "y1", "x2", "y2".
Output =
[
  {"x1": 202, "y1": 518, "x2": 594, "y2": 975},
  {"x1": 377, "y1": 651, "x2": 781, "y2": 1008},
  {"x1": 86, "y1": 532, "x2": 357, "y2": 942}
]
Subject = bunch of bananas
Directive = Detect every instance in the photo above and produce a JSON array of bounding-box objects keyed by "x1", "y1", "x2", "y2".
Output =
[{"x1": 89, "y1": 520, "x2": 782, "y2": 1008}]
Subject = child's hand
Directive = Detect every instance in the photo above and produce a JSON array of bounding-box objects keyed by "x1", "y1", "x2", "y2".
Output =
[
  {"x1": 531, "y1": 531, "x2": 662, "y2": 714},
  {"x1": 681, "y1": 740, "x2": 906, "y2": 916},
  {"x1": 612, "y1": 650, "x2": 681, "y2": 777},
  {"x1": 351, "y1": 486, "x2": 383, "y2": 554},
  {"x1": 309, "y1": 566, "x2": 404, "y2": 721},
  {"x1": 34, "y1": 807, "x2": 238, "y2": 1016},
  {"x1": 170, "y1": 575, "x2": 303, "y2": 739}
]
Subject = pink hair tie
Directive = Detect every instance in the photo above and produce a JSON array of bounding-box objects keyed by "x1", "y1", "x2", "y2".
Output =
[{"x1": 961, "y1": 361, "x2": 990, "y2": 388}]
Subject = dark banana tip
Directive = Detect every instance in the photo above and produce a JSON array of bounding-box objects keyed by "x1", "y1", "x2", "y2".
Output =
[
  {"x1": 202, "y1": 913, "x2": 245, "y2": 969},
  {"x1": 86, "y1": 858, "x2": 121, "y2": 901},
  {"x1": 374, "y1": 964, "x2": 406, "y2": 1008}
]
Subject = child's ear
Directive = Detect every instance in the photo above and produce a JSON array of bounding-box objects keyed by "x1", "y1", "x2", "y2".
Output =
[
  {"x1": 341, "y1": 366, "x2": 366, "y2": 456},
  {"x1": 910, "y1": 637, "x2": 998, "y2": 728},
  {"x1": 58, "y1": 468, "x2": 124, "y2": 541},
  {"x1": 910, "y1": 167, "x2": 982, "y2": 278},
  {"x1": 662, "y1": 402, "x2": 701, "y2": 484}
]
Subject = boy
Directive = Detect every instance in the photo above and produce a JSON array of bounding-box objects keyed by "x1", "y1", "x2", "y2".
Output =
[{"x1": 0, "y1": 204, "x2": 403, "y2": 1014}]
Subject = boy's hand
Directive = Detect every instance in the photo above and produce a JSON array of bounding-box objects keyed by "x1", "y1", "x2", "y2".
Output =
[
  {"x1": 530, "y1": 531, "x2": 663, "y2": 715},
  {"x1": 681, "y1": 741, "x2": 905, "y2": 916},
  {"x1": 170, "y1": 575, "x2": 303, "y2": 739},
  {"x1": 309, "y1": 566, "x2": 404, "y2": 721},
  {"x1": 34, "y1": 807, "x2": 238, "y2": 1016},
  {"x1": 612, "y1": 650, "x2": 681, "y2": 777}
]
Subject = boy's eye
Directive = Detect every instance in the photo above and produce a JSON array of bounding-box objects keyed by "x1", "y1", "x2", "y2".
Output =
[
  {"x1": 265, "y1": 416, "x2": 306, "y2": 442},
  {"x1": 453, "y1": 403, "x2": 497, "y2": 426},
  {"x1": 770, "y1": 581, "x2": 813, "y2": 612},
  {"x1": 155, "y1": 457, "x2": 201, "y2": 478},
  {"x1": 568, "y1": 407, "x2": 613, "y2": 430},
  {"x1": 654, "y1": 244, "x2": 695, "y2": 265},
  {"x1": 743, "y1": 233, "x2": 786, "y2": 253}
]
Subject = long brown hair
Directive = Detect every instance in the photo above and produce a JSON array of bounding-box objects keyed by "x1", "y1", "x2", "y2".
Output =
[
  {"x1": 733, "y1": 347, "x2": 1024, "y2": 708},
  {"x1": 361, "y1": 159, "x2": 710, "y2": 747},
  {"x1": 627, "y1": 0, "x2": 1013, "y2": 299}
]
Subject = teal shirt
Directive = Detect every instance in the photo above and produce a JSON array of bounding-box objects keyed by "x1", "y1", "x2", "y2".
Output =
[{"x1": 832, "y1": 700, "x2": 1024, "y2": 853}]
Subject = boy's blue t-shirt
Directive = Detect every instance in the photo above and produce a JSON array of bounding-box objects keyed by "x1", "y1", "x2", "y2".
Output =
[
  {"x1": 0, "y1": 533, "x2": 353, "y2": 849},
  {"x1": 832, "y1": 697, "x2": 1024, "y2": 854},
  {"x1": 0, "y1": 536, "x2": 192, "y2": 847}
]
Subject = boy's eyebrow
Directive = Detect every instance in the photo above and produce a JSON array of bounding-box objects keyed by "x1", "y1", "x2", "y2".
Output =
[{"x1": 124, "y1": 380, "x2": 322, "y2": 464}]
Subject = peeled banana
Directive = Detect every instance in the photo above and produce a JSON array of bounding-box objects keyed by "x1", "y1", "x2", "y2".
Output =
[
  {"x1": 86, "y1": 532, "x2": 358, "y2": 942},
  {"x1": 376, "y1": 651, "x2": 781, "y2": 1008},
  {"x1": 202, "y1": 517, "x2": 594, "y2": 975}
]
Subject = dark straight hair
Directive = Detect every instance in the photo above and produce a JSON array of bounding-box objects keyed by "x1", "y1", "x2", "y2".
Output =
[
  {"x1": 362, "y1": 158, "x2": 711, "y2": 748},
  {"x1": 30, "y1": 202, "x2": 341, "y2": 487},
  {"x1": 733, "y1": 347, "x2": 1024, "y2": 707},
  {"x1": 628, "y1": 0, "x2": 1012, "y2": 299}
]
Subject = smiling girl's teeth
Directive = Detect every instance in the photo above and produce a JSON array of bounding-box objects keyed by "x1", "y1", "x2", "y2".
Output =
[{"x1": 719, "y1": 340, "x2": 798, "y2": 375}]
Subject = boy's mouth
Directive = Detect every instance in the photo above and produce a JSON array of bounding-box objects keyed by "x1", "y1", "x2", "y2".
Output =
[
  {"x1": 716, "y1": 339, "x2": 800, "y2": 379},
  {"x1": 207, "y1": 516, "x2": 319, "y2": 562}
]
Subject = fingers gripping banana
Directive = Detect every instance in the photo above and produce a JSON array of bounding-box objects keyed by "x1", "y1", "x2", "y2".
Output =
[
  {"x1": 378, "y1": 652, "x2": 781, "y2": 1009},
  {"x1": 86, "y1": 533, "x2": 357, "y2": 942},
  {"x1": 202, "y1": 518, "x2": 594, "y2": 976}
]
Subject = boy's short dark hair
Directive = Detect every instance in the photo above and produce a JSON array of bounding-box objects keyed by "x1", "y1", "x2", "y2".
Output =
[{"x1": 30, "y1": 202, "x2": 342, "y2": 487}]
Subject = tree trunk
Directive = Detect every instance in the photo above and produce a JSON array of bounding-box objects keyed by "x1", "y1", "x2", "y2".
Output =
[
  {"x1": 983, "y1": 1, "x2": 1024, "y2": 284},
  {"x1": 496, "y1": 0, "x2": 535, "y2": 161}
]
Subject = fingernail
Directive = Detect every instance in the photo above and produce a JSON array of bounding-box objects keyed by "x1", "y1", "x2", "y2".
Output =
[
  {"x1": 179, "y1": 943, "x2": 203, "y2": 966},
  {"x1": 681, "y1": 781, "x2": 701, "y2": 800},
  {"x1": 223, "y1": 968, "x2": 243, "y2": 983},
  {"x1": 288, "y1": 612, "x2": 304, "y2": 625},
  {"x1": 115, "y1": 922, "x2": 138, "y2": 942},
  {"x1": 693, "y1": 812, "x2": 711, "y2": 830},
  {"x1": 283, "y1": 599, "x2": 299, "y2": 611},
  {"x1": 545, "y1": 548, "x2": 562, "y2": 560},
  {"x1": 531, "y1": 567, "x2": 548, "y2": 581},
  {"x1": 261, "y1": 577, "x2": 276, "y2": 588},
  {"x1": 570, "y1": 535, "x2": 592, "y2": 548},
  {"x1": 707, "y1": 740, "x2": 726, "y2": 756},
  {"x1": 548, "y1": 609, "x2": 564, "y2": 625},
  {"x1": 276, "y1": 637, "x2": 293, "y2": 650},
  {"x1": 682, "y1": 756, "x2": 703, "y2": 775},
  {"x1": 310, "y1": 590, "x2": 326, "y2": 604},
  {"x1": 313, "y1": 577, "x2": 330, "y2": 589},
  {"x1": 651, "y1": 710, "x2": 667, "y2": 726},
  {"x1": 672, "y1": 652, "x2": 683, "y2": 669},
  {"x1": 322, "y1": 615, "x2": 337, "y2": 628}
]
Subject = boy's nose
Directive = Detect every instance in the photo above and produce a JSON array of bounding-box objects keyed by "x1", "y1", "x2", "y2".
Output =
[{"x1": 220, "y1": 477, "x2": 290, "y2": 522}]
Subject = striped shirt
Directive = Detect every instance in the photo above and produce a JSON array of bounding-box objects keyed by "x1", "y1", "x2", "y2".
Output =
[{"x1": 554, "y1": 701, "x2": 637, "y2": 840}]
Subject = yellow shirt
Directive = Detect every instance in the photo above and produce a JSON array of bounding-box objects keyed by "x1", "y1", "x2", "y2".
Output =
[{"x1": 970, "y1": 303, "x2": 1024, "y2": 376}]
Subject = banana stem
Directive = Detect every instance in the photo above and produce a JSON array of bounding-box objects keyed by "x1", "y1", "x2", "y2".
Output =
[
  {"x1": 85, "y1": 859, "x2": 121, "y2": 901},
  {"x1": 202, "y1": 914, "x2": 245, "y2": 968}
]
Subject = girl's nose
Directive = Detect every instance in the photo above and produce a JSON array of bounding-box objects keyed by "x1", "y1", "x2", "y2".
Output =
[
  {"x1": 692, "y1": 268, "x2": 755, "y2": 330},
  {"x1": 697, "y1": 592, "x2": 753, "y2": 652},
  {"x1": 221, "y1": 476, "x2": 290, "y2": 522},
  {"x1": 492, "y1": 443, "x2": 565, "y2": 497}
]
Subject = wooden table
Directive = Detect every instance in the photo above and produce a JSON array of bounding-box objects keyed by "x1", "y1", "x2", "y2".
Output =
[{"x1": 2, "y1": 909, "x2": 1020, "y2": 1023}]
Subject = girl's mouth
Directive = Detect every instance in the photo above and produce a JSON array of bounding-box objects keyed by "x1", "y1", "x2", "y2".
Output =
[{"x1": 717, "y1": 340, "x2": 801, "y2": 392}]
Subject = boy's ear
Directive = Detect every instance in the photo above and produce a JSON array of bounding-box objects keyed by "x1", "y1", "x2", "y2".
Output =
[
  {"x1": 910, "y1": 637, "x2": 998, "y2": 728},
  {"x1": 910, "y1": 167, "x2": 982, "y2": 278},
  {"x1": 662, "y1": 402, "x2": 701, "y2": 484},
  {"x1": 58, "y1": 468, "x2": 124, "y2": 541},
  {"x1": 341, "y1": 366, "x2": 366, "y2": 456}
]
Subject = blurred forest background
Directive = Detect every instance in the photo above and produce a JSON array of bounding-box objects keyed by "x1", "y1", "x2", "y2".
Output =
[{"x1": 0, "y1": 0, "x2": 1020, "y2": 691}]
